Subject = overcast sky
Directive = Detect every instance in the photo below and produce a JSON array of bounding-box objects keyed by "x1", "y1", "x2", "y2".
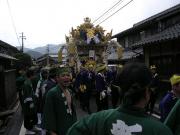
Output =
[{"x1": 0, "y1": 0, "x2": 179, "y2": 49}]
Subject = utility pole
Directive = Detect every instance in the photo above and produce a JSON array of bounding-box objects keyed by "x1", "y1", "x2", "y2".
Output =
[
  {"x1": 19, "y1": 32, "x2": 26, "y2": 52},
  {"x1": 47, "y1": 44, "x2": 49, "y2": 66}
]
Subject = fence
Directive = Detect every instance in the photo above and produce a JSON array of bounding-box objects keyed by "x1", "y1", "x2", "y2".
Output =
[{"x1": 0, "y1": 69, "x2": 17, "y2": 111}]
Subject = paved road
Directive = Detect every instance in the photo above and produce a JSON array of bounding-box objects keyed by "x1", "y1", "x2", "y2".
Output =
[{"x1": 1, "y1": 101, "x2": 23, "y2": 135}]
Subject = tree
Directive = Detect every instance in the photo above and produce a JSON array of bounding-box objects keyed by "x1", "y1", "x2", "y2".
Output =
[{"x1": 13, "y1": 52, "x2": 32, "y2": 70}]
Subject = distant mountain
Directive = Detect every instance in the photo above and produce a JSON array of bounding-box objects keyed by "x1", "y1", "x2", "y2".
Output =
[
  {"x1": 26, "y1": 50, "x2": 43, "y2": 59},
  {"x1": 33, "y1": 44, "x2": 65, "y2": 54},
  {"x1": 16, "y1": 44, "x2": 65, "y2": 59},
  {"x1": 16, "y1": 46, "x2": 30, "y2": 52}
]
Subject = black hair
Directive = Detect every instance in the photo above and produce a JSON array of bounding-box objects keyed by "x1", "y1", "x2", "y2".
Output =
[
  {"x1": 49, "y1": 68, "x2": 57, "y2": 79},
  {"x1": 116, "y1": 62, "x2": 152, "y2": 106},
  {"x1": 26, "y1": 69, "x2": 34, "y2": 78},
  {"x1": 41, "y1": 69, "x2": 48, "y2": 75},
  {"x1": 41, "y1": 69, "x2": 48, "y2": 79}
]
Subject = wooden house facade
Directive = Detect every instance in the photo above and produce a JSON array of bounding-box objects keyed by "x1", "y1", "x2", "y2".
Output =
[
  {"x1": 0, "y1": 40, "x2": 19, "y2": 111},
  {"x1": 36, "y1": 53, "x2": 58, "y2": 67},
  {"x1": 112, "y1": 4, "x2": 180, "y2": 79}
]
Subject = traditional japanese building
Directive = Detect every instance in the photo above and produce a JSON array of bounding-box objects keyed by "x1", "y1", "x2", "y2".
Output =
[
  {"x1": 112, "y1": 4, "x2": 180, "y2": 79},
  {"x1": 0, "y1": 40, "x2": 19, "y2": 111},
  {"x1": 36, "y1": 53, "x2": 59, "y2": 66}
]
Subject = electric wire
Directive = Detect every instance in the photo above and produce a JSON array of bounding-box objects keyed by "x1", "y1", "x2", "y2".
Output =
[
  {"x1": 92, "y1": 0, "x2": 124, "y2": 24},
  {"x1": 6, "y1": 0, "x2": 21, "y2": 46},
  {"x1": 97, "y1": 0, "x2": 134, "y2": 25}
]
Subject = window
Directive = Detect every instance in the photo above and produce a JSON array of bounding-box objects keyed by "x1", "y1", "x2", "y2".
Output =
[{"x1": 140, "y1": 31, "x2": 145, "y2": 40}]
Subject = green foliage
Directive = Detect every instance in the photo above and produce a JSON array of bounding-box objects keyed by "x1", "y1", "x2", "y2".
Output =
[{"x1": 13, "y1": 52, "x2": 32, "y2": 70}]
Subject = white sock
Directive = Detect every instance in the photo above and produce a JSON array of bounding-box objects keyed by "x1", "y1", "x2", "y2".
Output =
[
  {"x1": 41, "y1": 129, "x2": 46, "y2": 135},
  {"x1": 37, "y1": 113, "x2": 41, "y2": 124},
  {"x1": 26, "y1": 129, "x2": 35, "y2": 134}
]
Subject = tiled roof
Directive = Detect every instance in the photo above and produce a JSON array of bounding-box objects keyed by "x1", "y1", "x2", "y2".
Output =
[
  {"x1": 0, "y1": 40, "x2": 18, "y2": 51},
  {"x1": 133, "y1": 4, "x2": 180, "y2": 27},
  {"x1": 0, "y1": 53, "x2": 17, "y2": 60},
  {"x1": 121, "y1": 48, "x2": 143, "y2": 60},
  {"x1": 132, "y1": 23, "x2": 180, "y2": 47},
  {"x1": 112, "y1": 4, "x2": 180, "y2": 38}
]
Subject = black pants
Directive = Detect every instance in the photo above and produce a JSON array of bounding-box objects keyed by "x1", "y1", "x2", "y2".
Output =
[
  {"x1": 111, "y1": 87, "x2": 119, "y2": 108},
  {"x1": 24, "y1": 113, "x2": 38, "y2": 130},
  {"x1": 36, "y1": 96, "x2": 43, "y2": 113},
  {"x1": 146, "y1": 91, "x2": 158, "y2": 113},
  {"x1": 79, "y1": 91, "x2": 91, "y2": 111},
  {"x1": 96, "y1": 92, "x2": 108, "y2": 111}
]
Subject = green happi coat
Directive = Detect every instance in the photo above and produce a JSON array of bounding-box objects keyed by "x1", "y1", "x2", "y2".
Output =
[
  {"x1": 16, "y1": 75, "x2": 26, "y2": 104},
  {"x1": 67, "y1": 106, "x2": 172, "y2": 135},
  {"x1": 22, "y1": 79, "x2": 37, "y2": 115},
  {"x1": 42, "y1": 85, "x2": 77, "y2": 135},
  {"x1": 164, "y1": 99, "x2": 180, "y2": 135}
]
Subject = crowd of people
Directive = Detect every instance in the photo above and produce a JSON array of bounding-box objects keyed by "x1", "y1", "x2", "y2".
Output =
[{"x1": 16, "y1": 62, "x2": 180, "y2": 135}]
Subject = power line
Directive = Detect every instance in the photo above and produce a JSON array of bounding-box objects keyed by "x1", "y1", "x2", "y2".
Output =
[
  {"x1": 97, "y1": 0, "x2": 134, "y2": 25},
  {"x1": 92, "y1": 0, "x2": 124, "y2": 24},
  {"x1": 6, "y1": 0, "x2": 21, "y2": 46}
]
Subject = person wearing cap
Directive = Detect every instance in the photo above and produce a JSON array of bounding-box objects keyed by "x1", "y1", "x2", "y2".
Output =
[
  {"x1": 87, "y1": 64, "x2": 95, "y2": 92},
  {"x1": 75, "y1": 66, "x2": 91, "y2": 113},
  {"x1": 95, "y1": 64, "x2": 108, "y2": 111},
  {"x1": 42, "y1": 67, "x2": 77, "y2": 135},
  {"x1": 159, "y1": 74, "x2": 180, "y2": 122},
  {"x1": 146, "y1": 65, "x2": 160, "y2": 114},
  {"x1": 86, "y1": 64, "x2": 95, "y2": 113},
  {"x1": 87, "y1": 64, "x2": 95, "y2": 85},
  {"x1": 67, "y1": 62, "x2": 172, "y2": 135}
]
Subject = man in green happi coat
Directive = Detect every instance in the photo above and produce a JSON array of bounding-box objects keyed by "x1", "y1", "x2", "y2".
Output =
[
  {"x1": 22, "y1": 69, "x2": 38, "y2": 134},
  {"x1": 67, "y1": 62, "x2": 172, "y2": 135},
  {"x1": 16, "y1": 69, "x2": 26, "y2": 105},
  {"x1": 164, "y1": 99, "x2": 180, "y2": 135},
  {"x1": 42, "y1": 67, "x2": 77, "y2": 135}
]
